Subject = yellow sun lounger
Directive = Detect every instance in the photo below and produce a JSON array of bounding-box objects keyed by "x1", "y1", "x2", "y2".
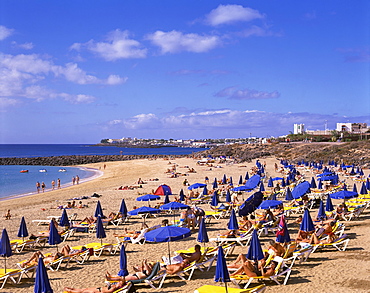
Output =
[{"x1": 194, "y1": 284, "x2": 266, "y2": 293}]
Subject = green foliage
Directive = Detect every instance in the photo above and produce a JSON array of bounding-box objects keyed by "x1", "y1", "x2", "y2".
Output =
[{"x1": 100, "y1": 139, "x2": 109, "y2": 143}]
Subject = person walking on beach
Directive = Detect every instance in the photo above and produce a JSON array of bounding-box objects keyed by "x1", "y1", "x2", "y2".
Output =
[
  {"x1": 57, "y1": 178, "x2": 61, "y2": 189},
  {"x1": 76, "y1": 175, "x2": 80, "y2": 184},
  {"x1": 41, "y1": 182, "x2": 46, "y2": 192},
  {"x1": 51, "y1": 180, "x2": 55, "y2": 190},
  {"x1": 72, "y1": 176, "x2": 76, "y2": 185},
  {"x1": 36, "y1": 181, "x2": 40, "y2": 193}
]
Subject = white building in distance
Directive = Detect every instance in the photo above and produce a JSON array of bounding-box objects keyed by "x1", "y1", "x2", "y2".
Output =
[{"x1": 293, "y1": 123, "x2": 305, "y2": 134}]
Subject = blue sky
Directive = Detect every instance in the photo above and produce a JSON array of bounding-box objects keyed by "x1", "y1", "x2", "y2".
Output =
[{"x1": 0, "y1": 1, "x2": 369, "y2": 143}]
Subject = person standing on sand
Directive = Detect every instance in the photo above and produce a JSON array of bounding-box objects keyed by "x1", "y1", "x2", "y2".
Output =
[
  {"x1": 72, "y1": 176, "x2": 76, "y2": 185},
  {"x1": 76, "y1": 175, "x2": 80, "y2": 184},
  {"x1": 41, "y1": 182, "x2": 46, "y2": 192},
  {"x1": 57, "y1": 178, "x2": 61, "y2": 189},
  {"x1": 36, "y1": 181, "x2": 40, "y2": 193},
  {"x1": 51, "y1": 180, "x2": 55, "y2": 190}
]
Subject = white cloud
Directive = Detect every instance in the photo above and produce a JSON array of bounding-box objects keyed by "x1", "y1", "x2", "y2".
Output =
[
  {"x1": 215, "y1": 86, "x2": 280, "y2": 100},
  {"x1": 146, "y1": 30, "x2": 221, "y2": 54},
  {"x1": 59, "y1": 93, "x2": 96, "y2": 104},
  {"x1": 0, "y1": 97, "x2": 20, "y2": 109},
  {"x1": 205, "y1": 5, "x2": 264, "y2": 26},
  {"x1": 0, "y1": 25, "x2": 14, "y2": 40},
  {"x1": 11, "y1": 41, "x2": 34, "y2": 50},
  {"x1": 71, "y1": 29, "x2": 147, "y2": 61}
]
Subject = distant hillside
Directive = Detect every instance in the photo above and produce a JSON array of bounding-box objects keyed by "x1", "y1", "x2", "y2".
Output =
[{"x1": 199, "y1": 141, "x2": 370, "y2": 167}]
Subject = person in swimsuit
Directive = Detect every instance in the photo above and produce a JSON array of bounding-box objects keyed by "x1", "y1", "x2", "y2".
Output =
[
  {"x1": 63, "y1": 280, "x2": 125, "y2": 293},
  {"x1": 105, "y1": 259, "x2": 153, "y2": 281},
  {"x1": 230, "y1": 260, "x2": 278, "y2": 277}
]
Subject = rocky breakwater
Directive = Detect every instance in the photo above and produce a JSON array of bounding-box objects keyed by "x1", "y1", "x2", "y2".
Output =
[{"x1": 0, "y1": 154, "x2": 190, "y2": 166}]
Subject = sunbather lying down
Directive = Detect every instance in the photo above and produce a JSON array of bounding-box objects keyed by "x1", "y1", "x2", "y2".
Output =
[
  {"x1": 63, "y1": 280, "x2": 125, "y2": 293},
  {"x1": 106, "y1": 259, "x2": 153, "y2": 281},
  {"x1": 230, "y1": 259, "x2": 278, "y2": 278}
]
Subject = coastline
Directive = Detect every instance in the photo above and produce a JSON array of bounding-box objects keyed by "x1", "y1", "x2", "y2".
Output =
[{"x1": 1, "y1": 157, "x2": 369, "y2": 292}]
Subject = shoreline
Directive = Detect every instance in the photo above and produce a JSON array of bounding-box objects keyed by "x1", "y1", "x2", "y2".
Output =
[{"x1": 0, "y1": 166, "x2": 103, "y2": 202}]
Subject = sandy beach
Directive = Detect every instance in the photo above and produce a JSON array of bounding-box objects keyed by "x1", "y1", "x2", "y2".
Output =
[{"x1": 1, "y1": 156, "x2": 370, "y2": 293}]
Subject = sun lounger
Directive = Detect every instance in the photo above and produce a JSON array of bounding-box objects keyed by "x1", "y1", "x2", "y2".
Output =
[
  {"x1": 0, "y1": 269, "x2": 23, "y2": 289},
  {"x1": 194, "y1": 284, "x2": 267, "y2": 293},
  {"x1": 311, "y1": 234, "x2": 350, "y2": 253},
  {"x1": 129, "y1": 262, "x2": 165, "y2": 289},
  {"x1": 84, "y1": 242, "x2": 117, "y2": 257},
  {"x1": 210, "y1": 232, "x2": 252, "y2": 247},
  {"x1": 10, "y1": 238, "x2": 40, "y2": 253}
]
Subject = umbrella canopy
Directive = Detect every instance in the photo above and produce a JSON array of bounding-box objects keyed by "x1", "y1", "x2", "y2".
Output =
[
  {"x1": 34, "y1": 256, "x2": 53, "y2": 293},
  {"x1": 330, "y1": 190, "x2": 358, "y2": 199},
  {"x1": 164, "y1": 194, "x2": 170, "y2": 204},
  {"x1": 285, "y1": 187, "x2": 293, "y2": 201},
  {"x1": 197, "y1": 218, "x2": 209, "y2": 244},
  {"x1": 292, "y1": 181, "x2": 310, "y2": 199},
  {"x1": 145, "y1": 226, "x2": 191, "y2": 242},
  {"x1": 94, "y1": 200, "x2": 104, "y2": 218},
  {"x1": 214, "y1": 246, "x2": 230, "y2": 292},
  {"x1": 225, "y1": 190, "x2": 232, "y2": 203},
  {"x1": 245, "y1": 175, "x2": 261, "y2": 190},
  {"x1": 59, "y1": 209, "x2": 70, "y2": 227},
  {"x1": 352, "y1": 184, "x2": 358, "y2": 193},
  {"x1": 160, "y1": 202, "x2": 189, "y2": 211},
  {"x1": 227, "y1": 209, "x2": 239, "y2": 231},
  {"x1": 179, "y1": 189, "x2": 185, "y2": 202},
  {"x1": 229, "y1": 177, "x2": 233, "y2": 186},
  {"x1": 213, "y1": 178, "x2": 218, "y2": 189},
  {"x1": 128, "y1": 206, "x2": 160, "y2": 216},
  {"x1": 259, "y1": 182, "x2": 265, "y2": 192},
  {"x1": 188, "y1": 183, "x2": 207, "y2": 190},
  {"x1": 360, "y1": 182, "x2": 368, "y2": 195},
  {"x1": 222, "y1": 174, "x2": 227, "y2": 184},
  {"x1": 202, "y1": 186, "x2": 208, "y2": 196},
  {"x1": 96, "y1": 216, "x2": 106, "y2": 245},
  {"x1": 245, "y1": 172, "x2": 250, "y2": 180},
  {"x1": 154, "y1": 184, "x2": 172, "y2": 195},
  {"x1": 300, "y1": 209, "x2": 315, "y2": 232},
  {"x1": 238, "y1": 191, "x2": 264, "y2": 217},
  {"x1": 48, "y1": 221, "x2": 61, "y2": 247},
  {"x1": 17, "y1": 216, "x2": 29, "y2": 240},
  {"x1": 281, "y1": 178, "x2": 286, "y2": 187},
  {"x1": 325, "y1": 195, "x2": 334, "y2": 212},
  {"x1": 117, "y1": 244, "x2": 129, "y2": 277},
  {"x1": 258, "y1": 200, "x2": 283, "y2": 210},
  {"x1": 238, "y1": 175, "x2": 243, "y2": 185},
  {"x1": 310, "y1": 177, "x2": 317, "y2": 189},
  {"x1": 317, "y1": 200, "x2": 326, "y2": 220},
  {"x1": 276, "y1": 215, "x2": 291, "y2": 244},
  {"x1": 210, "y1": 192, "x2": 219, "y2": 207},
  {"x1": 136, "y1": 194, "x2": 160, "y2": 201},
  {"x1": 317, "y1": 180, "x2": 323, "y2": 189},
  {"x1": 267, "y1": 177, "x2": 274, "y2": 188},
  {"x1": 0, "y1": 228, "x2": 12, "y2": 273},
  {"x1": 119, "y1": 199, "x2": 128, "y2": 217},
  {"x1": 246, "y1": 230, "x2": 264, "y2": 262}
]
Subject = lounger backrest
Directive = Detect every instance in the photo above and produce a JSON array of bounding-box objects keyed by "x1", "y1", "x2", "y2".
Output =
[
  {"x1": 333, "y1": 234, "x2": 348, "y2": 243},
  {"x1": 147, "y1": 262, "x2": 160, "y2": 280}
]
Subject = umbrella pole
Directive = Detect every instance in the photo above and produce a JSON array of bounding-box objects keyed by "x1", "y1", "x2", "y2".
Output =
[
  {"x1": 4, "y1": 257, "x2": 6, "y2": 274},
  {"x1": 167, "y1": 241, "x2": 172, "y2": 265},
  {"x1": 224, "y1": 281, "x2": 228, "y2": 293}
]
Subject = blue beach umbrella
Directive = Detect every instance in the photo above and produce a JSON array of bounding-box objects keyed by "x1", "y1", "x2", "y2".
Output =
[
  {"x1": 318, "y1": 180, "x2": 323, "y2": 190},
  {"x1": 210, "y1": 192, "x2": 219, "y2": 207},
  {"x1": 213, "y1": 178, "x2": 218, "y2": 189},
  {"x1": 0, "y1": 229, "x2": 12, "y2": 273},
  {"x1": 360, "y1": 182, "x2": 368, "y2": 195},
  {"x1": 214, "y1": 246, "x2": 230, "y2": 292},
  {"x1": 188, "y1": 183, "x2": 207, "y2": 190},
  {"x1": 202, "y1": 186, "x2": 208, "y2": 196},
  {"x1": 326, "y1": 195, "x2": 334, "y2": 212},
  {"x1": 96, "y1": 216, "x2": 106, "y2": 246},
  {"x1": 197, "y1": 218, "x2": 209, "y2": 245},
  {"x1": 59, "y1": 209, "x2": 70, "y2": 228},
  {"x1": 276, "y1": 216, "x2": 291, "y2": 244},
  {"x1": 160, "y1": 201, "x2": 189, "y2": 211},
  {"x1": 352, "y1": 184, "x2": 358, "y2": 194},
  {"x1": 310, "y1": 177, "x2": 317, "y2": 189},
  {"x1": 259, "y1": 182, "x2": 265, "y2": 192},
  {"x1": 227, "y1": 209, "x2": 239, "y2": 231},
  {"x1": 245, "y1": 172, "x2": 249, "y2": 181},
  {"x1": 366, "y1": 178, "x2": 370, "y2": 190},
  {"x1": 225, "y1": 190, "x2": 232, "y2": 203},
  {"x1": 268, "y1": 177, "x2": 274, "y2": 188},
  {"x1": 238, "y1": 191, "x2": 264, "y2": 217},
  {"x1": 222, "y1": 174, "x2": 227, "y2": 184},
  {"x1": 238, "y1": 175, "x2": 243, "y2": 185},
  {"x1": 330, "y1": 190, "x2": 358, "y2": 199},
  {"x1": 34, "y1": 256, "x2": 53, "y2": 293},
  {"x1": 117, "y1": 244, "x2": 129, "y2": 277},
  {"x1": 285, "y1": 187, "x2": 293, "y2": 201},
  {"x1": 18, "y1": 216, "x2": 29, "y2": 241},
  {"x1": 292, "y1": 181, "x2": 310, "y2": 199},
  {"x1": 281, "y1": 178, "x2": 286, "y2": 187},
  {"x1": 164, "y1": 194, "x2": 170, "y2": 204},
  {"x1": 128, "y1": 206, "x2": 160, "y2": 216},
  {"x1": 94, "y1": 200, "x2": 104, "y2": 218},
  {"x1": 229, "y1": 177, "x2": 233, "y2": 186},
  {"x1": 317, "y1": 200, "x2": 326, "y2": 221},
  {"x1": 258, "y1": 200, "x2": 283, "y2": 210},
  {"x1": 246, "y1": 229, "x2": 264, "y2": 262},
  {"x1": 300, "y1": 209, "x2": 315, "y2": 232},
  {"x1": 179, "y1": 189, "x2": 185, "y2": 202},
  {"x1": 119, "y1": 199, "x2": 128, "y2": 217},
  {"x1": 136, "y1": 194, "x2": 160, "y2": 201},
  {"x1": 270, "y1": 193, "x2": 277, "y2": 201},
  {"x1": 245, "y1": 174, "x2": 261, "y2": 190},
  {"x1": 48, "y1": 221, "x2": 61, "y2": 251}
]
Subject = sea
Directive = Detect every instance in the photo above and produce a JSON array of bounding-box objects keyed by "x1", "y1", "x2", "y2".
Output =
[{"x1": 0, "y1": 144, "x2": 203, "y2": 200}]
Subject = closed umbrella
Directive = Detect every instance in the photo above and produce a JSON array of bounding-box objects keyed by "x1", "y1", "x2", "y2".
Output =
[
  {"x1": 245, "y1": 172, "x2": 249, "y2": 181},
  {"x1": 0, "y1": 229, "x2": 12, "y2": 273},
  {"x1": 96, "y1": 216, "x2": 106, "y2": 246},
  {"x1": 117, "y1": 244, "x2": 129, "y2": 277},
  {"x1": 179, "y1": 189, "x2": 185, "y2": 202},
  {"x1": 317, "y1": 200, "x2": 326, "y2": 221},
  {"x1": 18, "y1": 216, "x2": 29, "y2": 242},
  {"x1": 59, "y1": 209, "x2": 70, "y2": 228},
  {"x1": 214, "y1": 246, "x2": 230, "y2": 292},
  {"x1": 360, "y1": 182, "x2": 368, "y2": 195},
  {"x1": 34, "y1": 256, "x2": 53, "y2": 293},
  {"x1": 136, "y1": 194, "x2": 160, "y2": 201},
  {"x1": 366, "y1": 178, "x2": 370, "y2": 191},
  {"x1": 229, "y1": 177, "x2": 233, "y2": 186},
  {"x1": 276, "y1": 215, "x2": 291, "y2": 244},
  {"x1": 281, "y1": 178, "x2": 286, "y2": 187},
  {"x1": 164, "y1": 194, "x2": 170, "y2": 204},
  {"x1": 300, "y1": 209, "x2": 315, "y2": 232},
  {"x1": 246, "y1": 229, "x2": 264, "y2": 262},
  {"x1": 318, "y1": 180, "x2": 323, "y2": 190},
  {"x1": 325, "y1": 195, "x2": 334, "y2": 212},
  {"x1": 210, "y1": 192, "x2": 219, "y2": 207},
  {"x1": 259, "y1": 182, "x2": 265, "y2": 192},
  {"x1": 202, "y1": 186, "x2": 208, "y2": 196},
  {"x1": 225, "y1": 190, "x2": 232, "y2": 203},
  {"x1": 197, "y1": 218, "x2": 209, "y2": 246},
  {"x1": 285, "y1": 187, "x2": 293, "y2": 201},
  {"x1": 222, "y1": 174, "x2": 227, "y2": 185},
  {"x1": 94, "y1": 200, "x2": 104, "y2": 218},
  {"x1": 227, "y1": 209, "x2": 239, "y2": 231},
  {"x1": 48, "y1": 221, "x2": 61, "y2": 251},
  {"x1": 268, "y1": 177, "x2": 274, "y2": 188},
  {"x1": 352, "y1": 184, "x2": 358, "y2": 193},
  {"x1": 310, "y1": 177, "x2": 317, "y2": 189},
  {"x1": 213, "y1": 178, "x2": 218, "y2": 189},
  {"x1": 238, "y1": 175, "x2": 243, "y2": 185},
  {"x1": 119, "y1": 199, "x2": 128, "y2": 218}
]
